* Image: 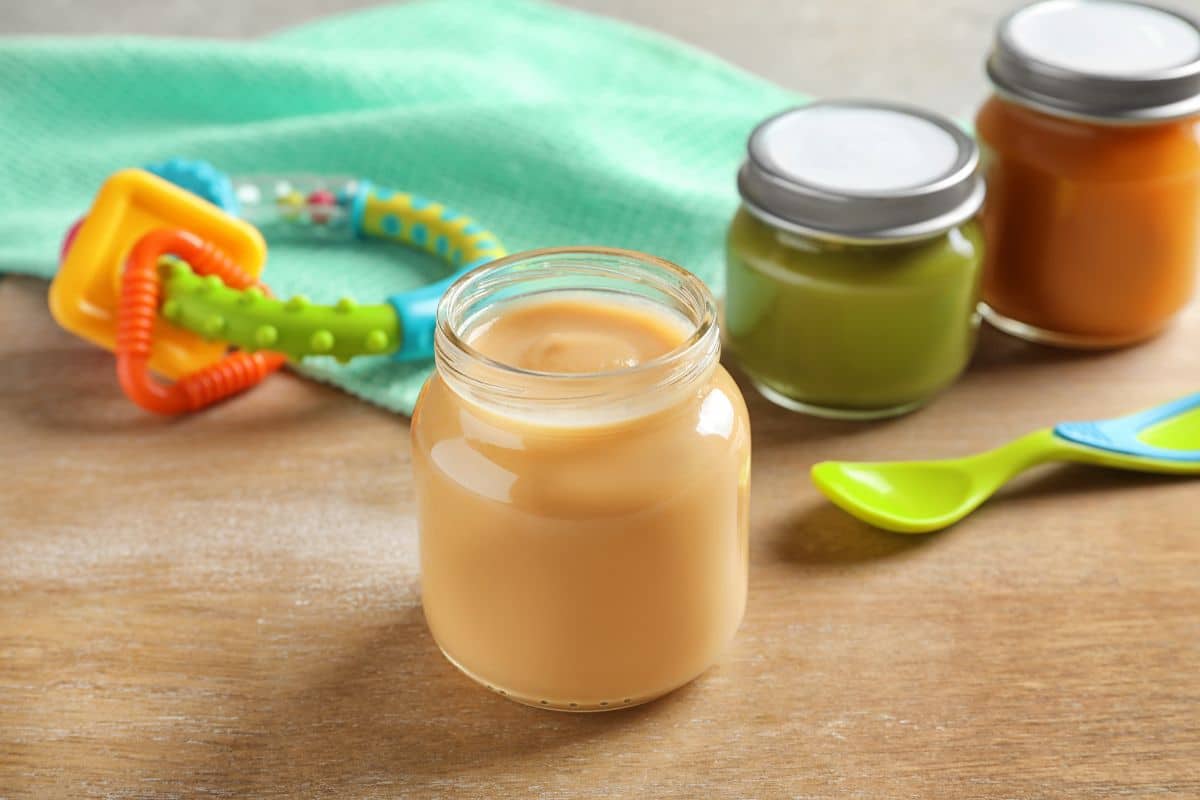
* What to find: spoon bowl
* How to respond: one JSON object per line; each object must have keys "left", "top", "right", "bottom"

{"left": 811, "top": 460, "right": 981, "bottom": 534}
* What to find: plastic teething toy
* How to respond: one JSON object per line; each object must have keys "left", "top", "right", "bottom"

{"left": 812, "top": 393, "right": 1200, "bottom": 533}
{"left": 143, "top": 159, "right": 508, "bottom": 363}
{"left": 50, "top": 168, "right": 268, "bottom": 378}
{"left": 50, "top": 160, "right": 507, "bottom": 414}
{"left": 117, "top": 229, "right": 286, "bottom": 414}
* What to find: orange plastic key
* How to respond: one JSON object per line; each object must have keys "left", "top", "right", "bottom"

{"left": 116, "top": 229, "right": 286, "bottom": 415}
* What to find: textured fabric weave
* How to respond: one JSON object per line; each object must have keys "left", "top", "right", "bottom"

{"left": 0, "top": 0, "right": 797, "bottom": 413}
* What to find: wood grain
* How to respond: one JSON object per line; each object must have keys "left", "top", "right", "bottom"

{"left": 2, "top": 272, "right": 1198, "bottom": 799}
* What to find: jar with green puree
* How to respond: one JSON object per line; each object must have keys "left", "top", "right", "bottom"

{"left": 725, "top": 100, "right": 986, "bottom": 419}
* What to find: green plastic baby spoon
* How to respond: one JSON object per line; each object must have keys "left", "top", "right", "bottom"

{"left": 811, "top": 393, "right": 1200, "bottom": 534}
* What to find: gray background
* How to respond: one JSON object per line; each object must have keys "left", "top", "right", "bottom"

{"left": 7, "top": 0, "right": 1197, "bottom": 120}
{"left": 0, "top": 0, "right": 1018, "bottom": 122}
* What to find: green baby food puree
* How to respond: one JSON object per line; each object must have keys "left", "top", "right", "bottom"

{"left": 725, "top": 208, "right": 983, "bottom": 417}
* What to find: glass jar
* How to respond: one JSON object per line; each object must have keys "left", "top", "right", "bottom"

{"left": 411, "top": 247, "right": 751, "bottom": 711}
{"left": 727, "top": 210, "right": 983, "bottom": 417}
{"left": 977, "top": 0, "right": 1200, "bottom": 348}
{"left": 725, "top": 101, "right": 986, "bottom": 419}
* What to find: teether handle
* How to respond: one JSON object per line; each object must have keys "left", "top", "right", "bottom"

{"left": 116, "top": 229, "right": 286, "bottom": 415}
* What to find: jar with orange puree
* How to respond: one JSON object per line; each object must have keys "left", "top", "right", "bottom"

{"left": 978, "top": 0, "right": 1200, "bottom": 348}
{"left": 411, "top": 248, "right": 750, "bottom": 711}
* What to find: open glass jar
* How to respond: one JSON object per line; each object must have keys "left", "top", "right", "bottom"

{"left": 977, "top": 0, "right": 1200, "bottom": 348}
{"left": 725, "top": 101, "right": 986, "bottom": 419}
{"left": 411, "top": 247, "right": 751, "bottom": 711}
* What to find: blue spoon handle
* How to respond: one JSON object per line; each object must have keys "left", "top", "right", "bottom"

{"left": 1054, "top": 392, "right": 1200, "bottom": 464}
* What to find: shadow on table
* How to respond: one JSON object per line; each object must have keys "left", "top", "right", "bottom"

{"left": 771, "top": 502, "right": 943, "bottom": 566}
{"left": 994, "top": 461, "right": 1191, "bottom": 503}
{"left": 968, "top": 322, "right": 1132, "bottom": 373}
{"left": 724, "top": 359, "right": 915, "bottom": 451}
{"left": 0, "top": 345, "right": 384, "bottom": 436}
{"left": 246, "top": 605, "right": 683, "bottom": 794}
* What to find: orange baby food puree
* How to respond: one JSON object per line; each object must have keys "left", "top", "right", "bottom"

{"left": 411, "top": 251, "right": 750, "bottom": 711}
{"left": 469, "top": 298, "right": 682, "bottom": 373}
{"left": 977, "top": 98, "right": 1200, "bottom": 345}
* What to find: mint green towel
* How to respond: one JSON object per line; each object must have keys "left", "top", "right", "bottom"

{"left": 0, "top": 0, "right": 796, "bottom": 414}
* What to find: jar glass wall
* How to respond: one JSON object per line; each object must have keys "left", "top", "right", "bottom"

{"left": 725, "top": 208, "right": 984, "bottom": 419}
{"left": 977, "top": 0, "right": 1200, "bottom": 347}
{"left": 726, "top": 100, "right": 986, "bottom": 418}
{"left": 976, "top": 97, "right": 1200, "bottom": 347}
{"left": 411, "top": 248, "right": 751, "bottom": 711}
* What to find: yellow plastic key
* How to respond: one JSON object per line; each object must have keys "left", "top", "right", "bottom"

{"left": 49, "top": 169, "right": 266, "bottom": 378}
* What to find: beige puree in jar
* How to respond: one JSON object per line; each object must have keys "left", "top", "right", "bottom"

{"left": 411, "top": 249, "right": 750, "bottom": 711}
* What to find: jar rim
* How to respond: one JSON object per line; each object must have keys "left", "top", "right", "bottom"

{"left": 437, "top": 246, "right": 716, "bottom": 378}
{"left": 433, "top": 247, "right": 721, "bottom": 418}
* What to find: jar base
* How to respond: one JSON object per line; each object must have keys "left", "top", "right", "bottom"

{"left": 750, "top": 378, "right": 930, "bottom": 420}
{"left": 980, "top": 304, "right": 1166, "bottom": 350}
{"left": 437, "top": 644, "right": 676, "bottom": 713}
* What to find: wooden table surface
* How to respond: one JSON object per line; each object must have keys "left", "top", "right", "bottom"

{"left": 3, "top": 1, "right": 1200, "bottom": 796}
{"left": 3, "top": 265, "right": 1200, "bottom": 799}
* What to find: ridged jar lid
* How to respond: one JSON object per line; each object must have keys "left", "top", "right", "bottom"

{"left": 988, "top": 0, "right": 1200, "bottom": 122}
{"left": 737, "top": 101, "right": 984, "bottom": 242}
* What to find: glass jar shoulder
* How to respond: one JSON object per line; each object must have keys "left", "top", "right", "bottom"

{"left": 411, "top": 368, "right": 750, "bottom": 515}
{"left": 727, "top": 206, "right": 983, "bottom": 285}
{"left": 976, "top": 96, "right": 1200, "bottom": 180}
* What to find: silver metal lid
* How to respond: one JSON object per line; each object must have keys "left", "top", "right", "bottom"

{"left": 988, "top": 0, "right": 1200, "bottom": 122}
{"left": 737, "top": 101, "right": 984, "bottom": 243}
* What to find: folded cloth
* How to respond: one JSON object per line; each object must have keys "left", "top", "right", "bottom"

{"left": 0, "top": 0, "right": 797, "bottom": 413}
